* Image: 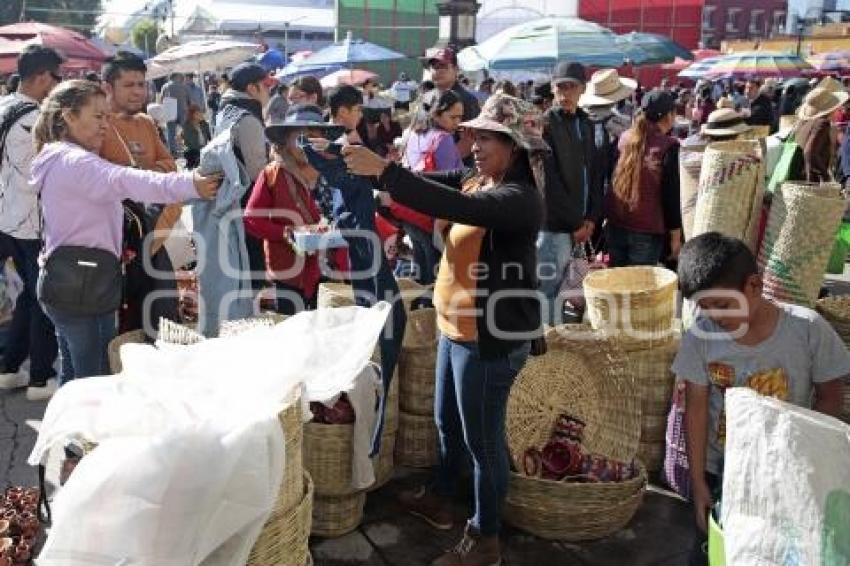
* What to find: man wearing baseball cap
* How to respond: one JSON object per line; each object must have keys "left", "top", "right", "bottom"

{"left": 538, "top": 61, "right": 603, "bottom": 325}
{"left": 420, "top": 47, "right": 481, "bottom": 161}
{"left": 215, "top": 61, "right": 277, "bottom": 288}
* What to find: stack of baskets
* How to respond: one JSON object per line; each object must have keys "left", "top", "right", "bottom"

{"left": 583, "top": 267, "right": 681, "bottom": 473}
{"left": 815, "top": 296, "right": 850, "bottom": 423}
{"left": 503, "top": 327, "right": 646, "bottom": 540}
{"left": 247, "top": 388, "right": 312, "bottom": 566}
{"left": 396, "top": 308, "right": 439, "bottom": 468}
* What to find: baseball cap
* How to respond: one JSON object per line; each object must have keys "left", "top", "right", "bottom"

{"left": 551, "top": 61, "right": 586, "bottom": 85}
{"left": 641, "top": 89, "right": 676, "bottom": 121}
{"left": 230, "top": 62, "right": 276, "bottom": 91}
{"left": 421, "top": 47, "right": 457, "bottom": 67}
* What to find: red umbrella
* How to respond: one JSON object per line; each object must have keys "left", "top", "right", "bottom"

{"left": 320, "top": 68, "right": 378, "bottom": 88}
{"left": 0, "top": 23, "right": 108, "bottom": 75}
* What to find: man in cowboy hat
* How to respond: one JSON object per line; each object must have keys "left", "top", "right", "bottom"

{"left": 539, "top": 61, "right": 603, "bottom": 325}
{"left": 744, "top": 78, "right": 775, "bottom": 132}
{"left": 794, "top": 86, "right": 849, "bottom": 182}
{"left": 683, "top": 107, "right": 753, "bottom": 149}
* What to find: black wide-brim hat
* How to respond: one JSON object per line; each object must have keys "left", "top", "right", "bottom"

{"left": 265, "top": 104, "right": 345, "bottom": 144}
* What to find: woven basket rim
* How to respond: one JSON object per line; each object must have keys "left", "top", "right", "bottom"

{"left": 584, "top": 266, "right": 678, "bottom": 295}
{"left": 507, "top": 460, "right": 648, "bottom": 491}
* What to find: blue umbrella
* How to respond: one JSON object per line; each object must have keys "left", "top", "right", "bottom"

{"left": 257, "top": 48, "right": 286, "bottom": 72}
{"left": 276, "top": 63, "right": 345, "bottom": 81}
{"left": 678, "top": 56, "right": 723, "bottom": 80}
{"left": 616, "top": 32, "right": 693, "bottom": 66}
{"left": 287, "top": 31, "right": 404, "bottom": 70}
{"left": 458, "top": 17, "right": 628, "bottom": 71}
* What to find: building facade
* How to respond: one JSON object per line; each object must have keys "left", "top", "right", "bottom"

{"left": 700, "top": 0, "right": 788, "bottom": 48}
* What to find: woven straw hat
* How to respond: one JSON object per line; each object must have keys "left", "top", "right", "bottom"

{"left": 701, "top": 108, "right": 752, "bottom": 137}
{"left": 797, "top": 87, "right": 850, "bottom": 121}
{"left": 818, "top": 76, "right": 846, "bottom": 94}
{"left": 461, "top": 93, "right": 549, "bottom": 153}
{"left": 716, "top": 96, "right": 735, "bottom": 110}
{"left": 579, "top": 69, "right": 637, "bottom": 107}
{"left": 777, "top": 114, "right": 799, "bottom": 136}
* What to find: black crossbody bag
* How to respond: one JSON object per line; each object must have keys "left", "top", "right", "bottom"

{"left": 37, "top": 246, "right": 123, "bottom": 315}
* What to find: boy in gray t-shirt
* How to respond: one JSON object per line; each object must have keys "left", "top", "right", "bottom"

{"left": 672, "top": 233, "right": 849, "bottom": 545}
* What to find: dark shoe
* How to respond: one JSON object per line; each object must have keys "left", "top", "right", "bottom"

{"left": 398, "top": 486, "right": 453, "bottom": 530}
{"left": 432, "top": 523, "right": 501, "bottom": 566}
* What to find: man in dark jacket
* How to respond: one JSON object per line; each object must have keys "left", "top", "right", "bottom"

{"left": 539, "top": 61, "right": 603, "bottom": 325}
{"left": 419, "top": 47, "right": 480, "bottom": 161}
{"left": 745, "top": 78, "right": 775, "bottom": 132}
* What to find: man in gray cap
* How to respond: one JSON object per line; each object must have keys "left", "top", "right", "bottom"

{"left": 539, "top": 61, "right": 603, "bottom": 325}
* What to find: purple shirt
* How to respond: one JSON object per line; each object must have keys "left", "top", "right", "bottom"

{"left": 31, "top": 141, "right": 198, "bottom": 259}
{"left": 405, "top": 129, "right": 462, "bottom": 172}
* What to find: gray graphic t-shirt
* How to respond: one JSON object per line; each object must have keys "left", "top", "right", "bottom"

{"left": 672, "top": 302, "right": 850, "bottom": 474}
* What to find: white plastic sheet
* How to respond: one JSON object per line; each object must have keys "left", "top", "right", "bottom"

{"left": 722, "top": 389, "right": 850, "bottom": 566}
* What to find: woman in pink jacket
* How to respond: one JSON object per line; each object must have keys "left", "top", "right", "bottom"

{"left": 31, "top": 80, "right": 220, "bottom": 383}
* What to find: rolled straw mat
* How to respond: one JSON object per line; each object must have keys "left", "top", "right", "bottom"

{"left": 680, "top": 146, "right": 705, "bottom": 241}
{"left": 759, "top": 182, "right": 845, "bottom": 307}
{"left": 692, "top": 140, "right": 765, "bottom": 251}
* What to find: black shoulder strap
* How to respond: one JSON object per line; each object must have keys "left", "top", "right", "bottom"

{"left": 0, "top": 101, "right": 38, "bottom": 160}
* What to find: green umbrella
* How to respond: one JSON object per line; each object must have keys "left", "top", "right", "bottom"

{"left": 616, "top": 32, "right": 694, "bottom": 66}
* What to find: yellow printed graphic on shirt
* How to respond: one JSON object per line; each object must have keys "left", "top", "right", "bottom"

{"left": 708, "top": 362, "right": 736, "bottom": 388}
{"left": 716, "top": 368, "right": 790, "bottom": 447}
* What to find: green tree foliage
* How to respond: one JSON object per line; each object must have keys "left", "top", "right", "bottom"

{"left": 0, "top": 0, "right": 103, "bottom": 37}
{"left": 131, "top": 18, "right": 159, "bottom": 55}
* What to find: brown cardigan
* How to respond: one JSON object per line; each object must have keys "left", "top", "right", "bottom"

{"left": 795, "top": 117, "right": 835, "bottom": 183}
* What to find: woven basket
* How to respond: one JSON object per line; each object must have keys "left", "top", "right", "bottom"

{"left": 219, "top": 314, "right": 287, "bottom": 338}
{"left": 396, "top": 411, "right": 439, "bottom": 468}
{"left": 157, "top": 317, "right": 205, "bottom": 345}
{"left": 626, "top": 336, "right": 680, "bottom": 418}
{"left": 815, "top": 296, "right": 850, "bottom": 422}
{"left": 318, "top": 279, "right": 430, "bottom": 312}
{"left": 303, "top": 422, "right": 356, "bottom": 496}
{"left": 385, "top": 372, "right": 400, "bottom": 434}
{"left": 583, "top": 267, "right": 678, "bottom": 346}
{"left": 247, "top": 472, "right": 313, "bottom": 566}
{"left": 311, "top": 491, "right": 366, "bottom": 538}
{"left": 398, "top": 356, "right": 435, "bottom": 416}
{"left": 759, "top": 182, "right": 845, "bottom": 307}
{"left": 402, "top": 308, "right": 438, "bottom": 350}
{"left": 277, "top": 393, "right": 306, "bottom": 511}
{"left": 370, "top": 430, "right": 396, "bottom": 491}
{"left": 637, "top": 441, "right": 665, "bottom": 473}
{"left": 503, "top": 463, "right": 647, "bottom": 541}
{"left": 680, "top": 146, "right": 705, "bottom": 241}
{"left": 692, "top": 140, "right": 765, "bottom": 251}
{"left": 107, "top": 330, "right": 147, "bottom": 374}
{"left": 641, "top": 414, "right": 668, "bottom": 443}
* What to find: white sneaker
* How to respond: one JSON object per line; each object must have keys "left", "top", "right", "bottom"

{"left": 0, "top": 370, "right": 28, "bottom": 389}
{"left": 26, "top": 378, "right": 58, "bottom": 401}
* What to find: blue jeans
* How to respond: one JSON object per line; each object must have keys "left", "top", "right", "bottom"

{"left": 434, "top": 335, "right": 531, "bottom": 536}
{"left": 536, "top": 231, "right": 572, "bottom": 326}
{"left": 42, "top": 305, "right": 116, "bottom": 385}
{"left": 166, "top": 121, "right": 179, "bottom": 156}
{"left": 0, "top": 234, "right": 57, "bottom": 384}
{"left": 402, "top": 222, "right": 440, "bottom": 286}
{"left": 607, "top": 224, "right": 664, "bottom": 267}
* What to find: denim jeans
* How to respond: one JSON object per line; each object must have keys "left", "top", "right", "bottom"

{"left": 42, "top": 305, "right": 116, "bottom": 385}
{"left": 434, "top": 335, "right": 531, "bottom": 536}
{"left": 536, "top": 231, "right": 572, "bottom": 326}
{"left": 402, "top": 222, "right": 440, "bottom": 286}
{"left": 166, "top": 121, "right": 179, "bottom": 156}
{"left": 607, "top": 224, "right": 664, "bottom": 267}
{"left": 0, "top": 234, "right": 57, "bottom": 384}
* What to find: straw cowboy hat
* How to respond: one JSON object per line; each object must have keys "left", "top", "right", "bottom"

{"left": 777, "top": 115, "right": 799, "bottom": 136}
{"left": 796, "top": 87, "right": 850, "bottom": 121}
{"left": 701, "top": 108, "right": 752, "bottom": 137}
{"left": 716, "top": 96, "right": 735, "bottom": 110}
{"left": 817, "top": 76, "right": 846, "bottom": 94}
{"left": 579, "top": 69, "right": 637, "bottom": 107}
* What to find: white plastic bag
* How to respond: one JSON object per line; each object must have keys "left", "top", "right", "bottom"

{"left": 722, "top": 389, "right": 850, "bottom": 566}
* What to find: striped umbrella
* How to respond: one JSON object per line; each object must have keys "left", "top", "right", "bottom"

{"left": 457, "top": 16, "right": 628, "bottom": 71}
{"left": 807, "top": 50, "right": 850, "bottom": 74}
{"left": 616, "top": 32, "right": 693, "bottom": 66}
{"left": 663, "top": 48, "right": 721, "bottom": 71}
{"left": 704, "top": 51, "right": 814, "bottom": 80}
{"left": 678, "top": 56, "right": 724, "bottom": 80}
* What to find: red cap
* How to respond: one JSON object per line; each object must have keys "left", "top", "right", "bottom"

{"left": 421, "top": 47, "right": 457, "bottom": 66}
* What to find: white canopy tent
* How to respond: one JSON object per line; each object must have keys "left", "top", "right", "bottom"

{"left": 146, "top": 39, "right": 259, "bottom": 80}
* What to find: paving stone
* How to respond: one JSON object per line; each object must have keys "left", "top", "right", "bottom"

{"left": 311, "top": 530, "right": 387, "bottom": 565}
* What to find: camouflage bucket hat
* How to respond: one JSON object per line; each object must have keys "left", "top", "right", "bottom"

{"left": 460, "top": 94, "right": 550, "bottom": 153}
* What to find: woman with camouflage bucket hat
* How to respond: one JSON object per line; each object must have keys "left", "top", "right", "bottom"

{"left": 344, "top": 94, "right": 547, "bottom": 566}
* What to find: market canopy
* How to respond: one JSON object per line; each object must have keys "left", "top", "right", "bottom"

{"left": 616, "top": 32, "right": 692, "bottom": 66}
{"left": 677, "top": 56, "right": 723, "bottom": 80}
{"left": 662, "top": 48, "right": 721, "bottom": 71}
{"left": 320, "top": 68, "right": 377, "bottom": 88}
{"left": 807, "top": 50, "right": 850, "bottom": 74}
{"left": 0, "top": 22, "right": 109, "bottom": 74}
{"left": 146, "top": 40, "right": 259, "bottom": 80}
{"left": 704, "top": 51, "right": 814, "bottom": 80}
{"left": 286, "top": 31, "right": 404, "bottom": 70}
{"left": 457, "top": 17, "right": 627, "bottom": 71}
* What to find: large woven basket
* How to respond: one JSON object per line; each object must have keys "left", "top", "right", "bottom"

{"left": 276, "top": 392, "right": 306, "bottom": 511}
{"left": 399, "top": 308, "right": 438, "bottom": 415}
{"left": 219, "top": 314, "right": 287, "bottom": 338}
{"left": 815, "top": 296, "right": 850, "bottom": 422}
{"left": 370, "top": 429, "right": 396, "bottom": 491}
{"left": 107, "top": 329, "right": 147, "bottom": 374}
{"left": 157, "top": 317, "right": 205, "bottom": 345}
{"left": 583, "top": 267, "right": 678, "bottom": 345}
{"left": 636, "top": 442, "right": 665, "bottom": 474}
{"left": 396, "top": 411, "right": 439, "bottom": 468}
{"left": 247, "top": 472, "right": 313, "bottom": 566}
{"left": 303, "top": 422, "right": 355, "bottom": 496}
{"left": 691, "top": 140, "right": 765, "bottom": 251}
{"left": 311, "top": 491, "right": 366, "bottom": 538}
{"left": 503, "top": 463, "right": 647, "bottom": 541}
{"left": 759, "top": 182, "right": 845, "bottom": 307}
{"left": 680, "top": 146, "right": 705, "bottom": 241}
{"left": 384, "top": 372, "right": 400, "bottom": 434}
{"left": 317, "top": 279, "right": 429, "bottom": 312}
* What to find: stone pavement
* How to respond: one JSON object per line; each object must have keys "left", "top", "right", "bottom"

{"left": 1, "top": 386, "right": 695, "bottom": 566}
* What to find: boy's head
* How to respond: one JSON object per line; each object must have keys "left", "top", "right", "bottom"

{"left": 678, "top": 232, "right": 763, "bottom": 331}
{"left": 328, "top": 85, "right": 363, "bottom": 130}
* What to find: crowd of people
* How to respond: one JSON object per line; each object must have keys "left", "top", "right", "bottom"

{"left": 0, "top": 42, "right": 848, "bottom": 566}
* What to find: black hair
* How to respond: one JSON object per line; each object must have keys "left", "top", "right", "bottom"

{"left": 17, "top": 45, "right": 63, "bottom": 81}
{"left": 420, "top": 80, "right": 435, "bottom": 92}
{"left": 101, "top": 51, "right": 147, "bottom": 84}
{"left": 431, "top": 90, "right": 462, "bottom": 117}
{"left": 291, "top": 75, "right": 325, "bottom": 107}
{"left": 328, "top": 85, "right": 363, "bottom": 117}
{"left": 677, "top": 232, "right": 759, "bottom": 299}
{"left": 6, "top": 74, "right": 20, "bottom": 93}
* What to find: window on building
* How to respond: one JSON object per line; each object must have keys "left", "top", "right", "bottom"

{"left": 703, "top": 6, "right": 716, "bottom": 30}
{"left": 774, "top": 10, "right": 786, "bottom": 32}
{"left": 750, "top": 9, "right": 765, "bottom": 34}
{"left": 726, "top": 8, "right": 742, "bottom": 32}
